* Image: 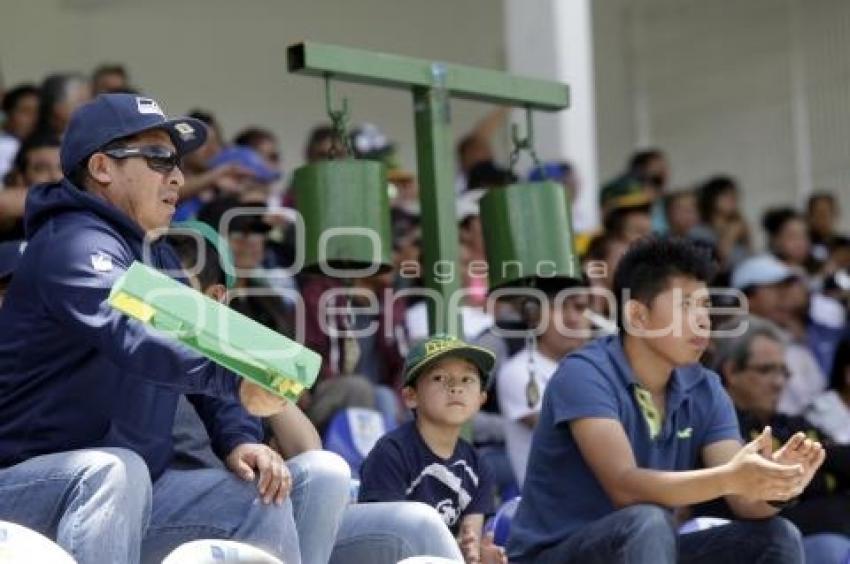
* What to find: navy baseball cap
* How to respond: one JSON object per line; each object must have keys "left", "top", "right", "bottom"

{"left": 60, "top": 93, "right": 208, "bottom": 177}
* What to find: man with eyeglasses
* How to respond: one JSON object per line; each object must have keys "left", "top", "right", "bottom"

{"left": 705, "top": 315, "right": 850, "bottom": 563}
{"left": 0, "top": 94, "right": 300, "bottom": 564}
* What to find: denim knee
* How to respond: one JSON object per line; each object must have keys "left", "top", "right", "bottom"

{"left": 759, "top": 517, "right": 804, "bottom": 561}
{"left": 289, "top": 450, "right": 351, "bottom": 494}
{"left": 395, "top": 502, "right": 456, "bottom": 551}
{"left": 293, "top": 450, "right": 351, "bottom": 483}
{"left": 79, "top": 447, "right": 151, "bottom": 504}
{"left": 618, "top": 504, "right": 677, "bottom": 542}
{"left": 620, "top": 503, "right": 676, "bottom": 534}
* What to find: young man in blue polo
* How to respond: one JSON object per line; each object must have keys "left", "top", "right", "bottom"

{"left": 507, "top": 237, "right": 825, "bottom": 564}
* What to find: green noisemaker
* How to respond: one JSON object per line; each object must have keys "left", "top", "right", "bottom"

{"left": 108, "top": 261, "right": 321, "bottom": 401}
{"left": 295, "top": 158, "right": 392, "bottom": 274}
{"left": 294, "top": 77, "right": 392, "bottom": 276}
{"left": 479, "top": 111, "right": 581, "bottom": 291}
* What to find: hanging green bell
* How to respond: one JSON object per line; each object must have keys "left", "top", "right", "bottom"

{"left": 294, "top": 158, "right": 393, "bottom": 275}
{"left": 479, "top": 179, "right": 582, "bottom": 291}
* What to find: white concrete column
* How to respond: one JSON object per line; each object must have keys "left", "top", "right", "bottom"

{"left": 503, "top": 0, "right": 600, "bottom": 232}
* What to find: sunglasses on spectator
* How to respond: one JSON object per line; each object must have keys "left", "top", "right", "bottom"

{"left": 101, "top": 145, "right": 181, "bottom": 174}
{"left": 745, "top": 363, "right": 791, "bottom": 379}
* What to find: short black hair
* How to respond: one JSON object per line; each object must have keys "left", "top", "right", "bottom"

{"left": 583, "top": 232, "right": 616, "bottom": 262}
{"left": 2, "top": 83, "right": 39, "bottom": 115}
{"left": 13, "top": 132, "right": 61, "bottom": 174}
{"left": 829, "top": 339, "right": 850, "bottom": 393}
{"left": 628, "top": 148, "right": 664, "bottom": 173}
{"left": 234, "top": 127, "right": 276, "bottom": 149}
{"left": 697, "top": 175, "right": 738, "bottom": 223}
{"left": 92, "top": 63, "right": 127, "bottom": 81}
{"left": 807, "top": 192, "right": 836, "bottom": 214}
{"left": 466, "top": 160, "right": 516, "bottom": 190}
{"left": 612, "top": 237, "right": 715, "bottom": 330}
{"left": 187, "top": 108, "right": 223, "bottom": 141}
{"left": 166, "top": 232, "right": 226, "bottom": 291}
{"left": 603, "top": 204, "right": 652, "bottom": 238}
{"left": 761, "top": 207, "right": 802, "bottom": 239}
{"left": 305, "top": 124, "right": 344, "bottom": 161}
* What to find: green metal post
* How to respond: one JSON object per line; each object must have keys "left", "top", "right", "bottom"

{"left": 413, "top": 74, "right": 462, "bottom": 335}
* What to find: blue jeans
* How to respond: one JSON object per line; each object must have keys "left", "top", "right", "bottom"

{"left": 331, "top": 502, "right": 463, "bottom": 563}
{"left": 527, "top": 504, "right": 804, "bottom": 564}
{"left": 803, "top": 533, "right": 850, "bottom": 564}
{"left": 285, "top": 449, "right": 462, "bottom": 564}
{"left": 0, "top": 448, "right": 300, "bottom": 564}
{"left": 287, "top": 450, "right": 352, "bottom": 564}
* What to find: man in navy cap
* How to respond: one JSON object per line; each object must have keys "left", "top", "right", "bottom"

{"left": 0, "top": 94, "right": 300, "bottom": 564}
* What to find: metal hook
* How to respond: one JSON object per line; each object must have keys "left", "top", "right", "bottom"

{"left": 324, "top": 75, "right": 353, "bottom": 158}
{"left": 509, "top": 106, "right": 541, "bottom": 172}
{"left": 324, "top": 75, "right": 349, "bottom": 122}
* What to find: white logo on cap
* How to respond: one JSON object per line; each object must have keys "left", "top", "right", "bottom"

{"left": 173, "top": 122, "right": 196, "bottom": 141}
{"left": 136, "top": 97, "right": 164, "bottom": 116}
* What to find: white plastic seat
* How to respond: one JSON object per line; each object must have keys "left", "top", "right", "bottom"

{"left": 161, "top": 539, "right": 284, "bottom": 564}
{"left": 0, "top": 521, "right": 76, "bottom": 564}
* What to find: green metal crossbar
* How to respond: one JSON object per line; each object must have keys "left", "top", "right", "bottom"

{"left": 288, "top": 42, "right": 569, "bottom": 110}
{"left": 287, "top": 41, "right": 570, "bottom": 336}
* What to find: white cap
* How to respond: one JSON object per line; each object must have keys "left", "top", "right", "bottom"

{"left": 731, "top": 254, "right": 796, "bottom": 290}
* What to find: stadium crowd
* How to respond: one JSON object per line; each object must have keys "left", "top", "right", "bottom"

{"left": 0, "top": 64, "right": 849, "bottom": 564}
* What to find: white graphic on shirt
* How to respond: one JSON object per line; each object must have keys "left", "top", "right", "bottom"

{"left": 405, "top": 461, "right": 478, "bottom": 527}
{"left": 435, "top": 498, "right": 460, "bottom": 526}
{"left": 90, "top": 251, "right": 113, "bottom": 272}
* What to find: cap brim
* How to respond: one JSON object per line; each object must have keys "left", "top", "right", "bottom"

{"left": 605, "top": 192, "right": 653, "bottom": 211}
{"left": 405, "top": 343, "right": 496, "bottom": 386}
{"left": 138, "top": 116, "right": 208, "bottom": 158}
{"left": 735, "top": 271, "right": 796, "bottom": 290}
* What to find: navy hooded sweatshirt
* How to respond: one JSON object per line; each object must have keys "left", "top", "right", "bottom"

{"left": 0, "top": 179, "right": 262, "bottom": 479}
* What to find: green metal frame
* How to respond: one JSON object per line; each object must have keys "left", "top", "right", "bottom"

{"left": 287, "top": 41, "right": 569, "bottom": 335}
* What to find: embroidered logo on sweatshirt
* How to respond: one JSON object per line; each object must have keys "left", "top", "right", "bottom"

{"left": 90, "top": 251, "right": 113, "bottom": 272}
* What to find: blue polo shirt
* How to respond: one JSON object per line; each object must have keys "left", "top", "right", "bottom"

{"left": 507, "top": 335, "right": 741, "bottom": 560}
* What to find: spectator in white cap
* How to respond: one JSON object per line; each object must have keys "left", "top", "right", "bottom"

{"left": 733, "top": 254, "right": 827, "bottom": 415}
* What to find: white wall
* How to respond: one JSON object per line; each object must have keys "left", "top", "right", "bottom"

{"left": 0, "top": 0, "right": 507, "bottom": 173}
{"left": 503, "top": 0, "right": 600, "bottom": 232}
{"left": 593, "top": 0, "right": 850, "bottom": 236}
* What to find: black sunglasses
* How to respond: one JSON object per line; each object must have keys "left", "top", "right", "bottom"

{"left": 101, "top": 145, "right": 181, "bottom": 174}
